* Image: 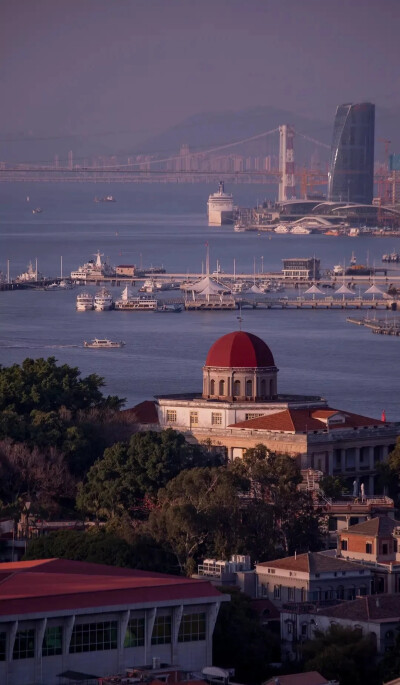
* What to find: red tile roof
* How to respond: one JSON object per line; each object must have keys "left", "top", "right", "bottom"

{"left": 257, "top": 552, "right": 366, "bottom": 574}
{"left": 342, "top": 515, "right": 400, "bottom": 537}
{"left": 122, "top": 400, "right": 159, "bottom": 425}
{"left": 320, "top": 594, "right": 400, "bottom": 622}
{"left": 229, "top": 407, "right": 384, "bottom": 432}
{"left": 205, "top": 331, "right": 275, "bottom": 368}
{"left": 0, "top": 559, "right": 222, "bottom": 617}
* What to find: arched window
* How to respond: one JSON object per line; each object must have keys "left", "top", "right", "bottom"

{"left": 269, "top": 379, "right": 274, "bottom": 397}
{"left": 336, "top": 585, "right": 344, "bottom": 600}
{"left": 260, "top": 379, "right": 266, "bottom": 397}
{"left": 246, "top": 379, "right": 252, "bottom": 396}
{"left": 233, "top": 380, "right": 241, "bottom": 396}
{"left": 219, "top": 380, "right": 225, "bottom": 396}
{"left": 210, "top": 379, "right": 215, "bottom": 395}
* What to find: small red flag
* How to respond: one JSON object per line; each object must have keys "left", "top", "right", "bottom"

{"left": 381, "top": 410, "right": 386, "bottom": 422}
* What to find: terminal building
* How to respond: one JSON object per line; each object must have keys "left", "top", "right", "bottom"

{"left": 0, "top": 558, "right": 226, "bottom": 685}
{"left": 132, "top": 331, "right": 400, "bottom": 495}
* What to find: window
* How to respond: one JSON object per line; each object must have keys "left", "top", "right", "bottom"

{"left": 211, "top": 412, "right": 222, "bottom": 426}
{"left": 0, "top": 633, "right": 6, "bottom": 662}
{"left": 178, "top": 613, "right": 206, "bottom": 642}
{"left": 13, "top": 629, "right": 35, "bottom": 660}
{"left": 301, "top": 623, "right": 308, "bottom": 637}
{"left": 245, "top": 413, "right": 263, "bottom": 421}
{"left": 273, "top": 585, "right": 281, "bottom": 599}
{"left": 287, "top": 622, "right": 293, "bottom": 634}
{"left": 219, "top": 380, "right": 225, "bottom": 395}
{"left": 166, "top": 410, "right": 177, "bottom": 423}
{"left": 151, "top": 616, "right": 171, "bottom": 645}
{"left": 233, "top": 380, "right": 241, "bottom": 396}
{"left": 124, "top": 617, "right": 145, "bottom": 648}
{"left": 190, "top": 411, "right": 198, "bottom": 426}
{"left": 69, "top": 622, "right": 118, "bottom": 653}
{"left": 341, "top": 539, "right": 348, "bottom": 551}
{"left": 246, "top": 380, "right": 253, "bottom": 396}
{"left": 288, "top": 587, "right": 295, "bottom": 601}
{"left": 382, "top": 543, "right": 389, "bottom": 555}
{"left": 210, "top": 379, "right": 215, "bottom": 395}
{"left": 366, "top": 543, "right": 372, "bottom": 554}
{"left": 260, "top": 379, "right": 266, "bottom": 396}
{"left": 42, "top": 626, "right": 63, "bottom": 656}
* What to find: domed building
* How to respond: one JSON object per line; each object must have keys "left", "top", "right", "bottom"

{"left": 131, "top": 330, "right": 398, "bottom": 495}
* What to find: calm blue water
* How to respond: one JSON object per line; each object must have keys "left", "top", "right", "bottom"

{"left": 1, "top": 183, "right": 400, "bottom": 420}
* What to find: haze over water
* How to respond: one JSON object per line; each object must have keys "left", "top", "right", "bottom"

{"left": 1, "top": 182, "right": 400, "bottom": 420}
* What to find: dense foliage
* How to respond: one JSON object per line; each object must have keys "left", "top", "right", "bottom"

{"left": 301, "top": 625, "right": 378, "bottom": 685}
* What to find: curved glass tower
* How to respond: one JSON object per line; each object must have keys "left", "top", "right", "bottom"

{"left": 328, "top": 103, "right": 375, "bottom": 204}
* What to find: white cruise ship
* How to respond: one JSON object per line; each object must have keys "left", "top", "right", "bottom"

{"left": 76, "top": 292, "right": 94, "bottom": 311}
{"left": 207, "top": 181, "right": 234, "bottom": 226}
{"left": 114, "top": 286, "right": 157, "bottom": 311}
{"left": 71, "top": 251, "right": 115, "bottom": 281}
{"left": 94, "top": 288, "right": 113, "bottom": 311}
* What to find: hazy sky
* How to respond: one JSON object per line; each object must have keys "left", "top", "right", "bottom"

{"left": 2, "top": 0, "right": 400, "bottom": 151}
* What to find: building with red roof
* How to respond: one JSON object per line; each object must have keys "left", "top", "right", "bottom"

{"left": 0, "top": 558, "right": 227, "bottom": 685}
{"left": 136, "top": 331, "right": 399, "bottom": 495}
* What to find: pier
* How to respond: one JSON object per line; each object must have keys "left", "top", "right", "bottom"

{"left": 347, "top": 316, "right": 400, "bottom": 335}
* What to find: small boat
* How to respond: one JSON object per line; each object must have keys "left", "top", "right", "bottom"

{"left": 325, "top": 229, "right": 340, "bottom": 236}
{"left": 76, "top": 292, "right": 94, "bottom": 311}
{"left": 84, "top": 338, "right": 125, "bottom": 348}
{"left": 32, "top": 208, "right": 43, "bottom": 214}
{"left": 94, "top": 195, "right": 116, "bottom": 203}
{"left": 155, "top": 303, "right": 182, "bottom": 313}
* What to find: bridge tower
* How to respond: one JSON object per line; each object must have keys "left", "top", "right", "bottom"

{"left": 278, "top": 125, "right": 296, "bottom": 201}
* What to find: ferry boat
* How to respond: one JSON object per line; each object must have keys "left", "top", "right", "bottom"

{"left": 207, "top": 181, "right": 234, "bottom": 226}
{"left": 382, "top": 252, "right": 400, "bottom": 263}
{"left": 76, "top": 292, "right": 94, "bottom": 311}
{"left": 349, "top": 228, "right": 360, "bottom": 237}
{"left": 333, "top": 264, "right": 344, "bottom": 276}
{"left": 115, "top": 286, "right": 157, "bottom": 311}
{"left": 94, "top": 288, "right": 113, "bottom": 311}
{"left": 84, "top": 338, "right": 124, "bottom": 348}
{"left": 16, "top": 261, "right": 43, "bottom": 282}
{"left": 274, "top": 224, "right": 290, "bottom": 233}
{"left": 71, "top": 251, "right": 115, "bottom": 281}
{"left": 139, "top": 279, "right": 156, "bottom": 293}
{"left": 32, "top": 208, "right": 43, "bottom": 214}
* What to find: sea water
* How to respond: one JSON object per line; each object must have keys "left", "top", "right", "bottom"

{"left": 1, "top": 182, "right": 399, "bottom": 419}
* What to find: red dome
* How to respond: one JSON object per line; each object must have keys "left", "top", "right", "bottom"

{"left": 205, "top": 331, "right": 275, "bottom": 368}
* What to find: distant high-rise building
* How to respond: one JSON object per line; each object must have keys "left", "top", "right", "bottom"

{"left": 328, "top": 102, "right": 375, "bottom": 204}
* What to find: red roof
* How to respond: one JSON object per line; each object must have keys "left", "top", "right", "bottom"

{"left": 230, "top": 407, "right": 385, "bottom": 432}
{"left": 205, "top": 331, "right": 275, "bottom": 368}
{"left": 0, "top": 559, "right": 223, "bottom": 617}
{"left": 123, "top": 400, "right": 159, "bottom": 425}
{"left": 264, "top": 673, "right": 329, "bottom": 685}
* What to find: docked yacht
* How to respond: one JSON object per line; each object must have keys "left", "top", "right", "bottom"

{"left": 71, "top": 251, "right": 115, "bottom": 281}
{"left": 291, "top": 226, "right": 312, "bottom": 234}
{"left": 84, "top": 338, "right": 124, "bottom": 348}
{"left": 114, "top": 286, "right": 157, "bottom": 311}
{"left": 207, "top": 181, "right": 234, "bottom": 226}
{"left": 274, "top": 224, "right": 290, "bottom": 233}
{"left": 94, "top": 288, "right": 114, "bottom": 311}
{"left": 76, "top": 292, "right": 94, "bottom": 311}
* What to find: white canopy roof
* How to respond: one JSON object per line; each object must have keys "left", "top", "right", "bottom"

{"left": 304, "top": 284, "right": 324, "bottom": 295}
{"left": 191, "top": 276, "right": 228, "bottom": 294}
{"left": 364, "top": 284, "right": 385, "bottom": 295}
{"left": 248, "top": 284, "right": 265, "bottom": 294}
{"left": 335, "top": 284, "right": 354, "bottom": 295}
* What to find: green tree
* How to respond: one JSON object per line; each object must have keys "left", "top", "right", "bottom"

{"left": 77, "top": 429, "right": 216, "bottom": 520}
{"left": 24, "top": 528, "right": 176, "bottom": 573}
{"left": 319, "top": 474, "right": 348, "bottom": 500}
{"left": 148, "top": 467, "right": 244, "bottom": 574}
{"left": 213, "top": 588, "right": 279, "bottom": 684}
{"left": 301, "top": 625, "right": 379, "bottom": 685}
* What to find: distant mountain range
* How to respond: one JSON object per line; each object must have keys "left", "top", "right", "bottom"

{"left": 2, "top": 105, "right": 399, "bottom": 164}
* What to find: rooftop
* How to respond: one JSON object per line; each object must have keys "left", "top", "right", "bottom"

{"left": 257, "top": 552, "right": 366, "bottom": 575}
{"left": 0, "top": 559, "right": 223, "bottom": 618}
{"left": 342, "top": 515, "right": 400, "bottom": 537}
{"left": 230, "top": 407, "right": 384, "bottom": 432}
{"left": 320, "top": 594, "right": 400, "bottom": 622}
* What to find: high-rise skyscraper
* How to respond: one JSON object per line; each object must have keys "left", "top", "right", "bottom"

{"left": 328, "top": 103, "right": 375, "bottom": 204}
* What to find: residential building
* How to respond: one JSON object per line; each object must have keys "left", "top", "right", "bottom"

{"left": 327, "top": 102, "right": 375, "bottom": 204}
{"left": 0, "top": 558, "right": 227, "bottom": 685}
{"left": 255, "top": 552, "right": 372, "bottom": 608}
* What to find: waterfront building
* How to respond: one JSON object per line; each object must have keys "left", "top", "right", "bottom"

{"left": 131, "top": 331, "right": 399, "bottom": 493}
{"left": 327, "top": 102, "right": 375, "bottom": 205}
{"left": 282, "top": 257, "right": 320, "bottom": 280}
{"left": 0, "top": 558, "right": 226, "bottom": 685}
